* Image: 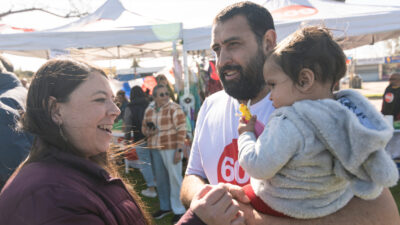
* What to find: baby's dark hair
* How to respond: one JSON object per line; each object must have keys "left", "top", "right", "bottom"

{"left": 269, "top": 26, "right": 346, "bottom": 90}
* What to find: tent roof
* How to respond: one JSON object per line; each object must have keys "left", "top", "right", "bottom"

{"left": 0, "top": 0, "right": 182, "bottom": 60}
{"left": 1, "top": 0, "right": 400, "bottom": 60}
{"left": 183, "top": 0, "right": 400, "bottom": 51}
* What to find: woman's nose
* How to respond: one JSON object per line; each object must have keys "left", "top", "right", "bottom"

{"left": 109, "top": 101, "right": 121, "bottom": 117}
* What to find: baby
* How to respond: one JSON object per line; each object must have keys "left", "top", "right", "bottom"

{"left": 237, "top": 26, "right": 398, "bottom": 219}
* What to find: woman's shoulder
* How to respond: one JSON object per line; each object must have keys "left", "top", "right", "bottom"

{"left": 3, "top": 162, "right": 70, "bottom": 192}
{"left": 0, "top": 163, "right": 102, "bottom": 224}
{"left": 2, "top": 161, "right": 96, "bottom": 199}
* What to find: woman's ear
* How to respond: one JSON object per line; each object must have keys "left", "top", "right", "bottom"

{"left": 48, "top": 96, "right": 62, "bottom": 125}
{"left": 262, "top": 29, "right": 277, "bottom": 55}
{"left": 297, "top": 68, "right": 315, "bottom": 91}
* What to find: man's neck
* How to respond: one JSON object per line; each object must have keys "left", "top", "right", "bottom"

{"left": 238, "top": 86, "right": 270, "bottom": 105}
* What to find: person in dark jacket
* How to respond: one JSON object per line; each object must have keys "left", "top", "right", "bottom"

{"left": 115, "top": 89, "right": 129, "bottom": 123}
{"left": 0, "top": 58, "right": 152, "bottom": 225}
{"left": 382, "top": 72, "right": 400, "bottom": 121}
{"left": 123, "top": 86, "right": 157, "bottom": 198}
{"left": 0, "top": 55, "right": 33, "bottom": 190}
{"left": 0, "top": 58, "right": 224, "bottom": 225}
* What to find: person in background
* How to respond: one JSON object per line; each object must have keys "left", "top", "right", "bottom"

{"left": 0, "top": 54, "right": 33, "bottom": 190}
{"left": 124, "top": 86, "right": 157, "bottom": 198}
{"left": 237, "top": 26, "right": 398, "bottom": 219}
{"left": 382, "top": 72, "right": 400, "bottom": 122}
{"left": 156, "top": 74, "right": 177, "bottom": 102}
{"left": 142, "top": 84, "right": 187, "bottom": 224}
{"left": 115, "top": 89, "right": 129, "bottom": 123}
{"left": 181, "top": 1, "right": 400, "bottom": 225}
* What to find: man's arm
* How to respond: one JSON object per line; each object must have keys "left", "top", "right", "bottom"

{"left": 239, "top": 188, "right": 399, "bottom": 225}
{"left": 180, "top": 174, "right": 208, "bottom": 209}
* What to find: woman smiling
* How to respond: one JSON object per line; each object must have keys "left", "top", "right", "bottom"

{"left": 0, "top": 59, "right": 151, "bottom": 225}
{"left": 0, "top": 58, "right": 243, "bottom": 225}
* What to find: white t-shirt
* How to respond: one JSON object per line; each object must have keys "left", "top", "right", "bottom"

{"left": 186, "top": 90, "right": 275, "bottom": 186}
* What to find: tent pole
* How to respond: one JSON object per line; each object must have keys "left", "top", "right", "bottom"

{"left": 181, "top": 38, "right": 194, "bottom": 119}
{"left": 183, "top": 47, "right": 190, "bottom": 97}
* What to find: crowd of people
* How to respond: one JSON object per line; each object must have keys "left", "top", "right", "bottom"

{"left": 0, "top": 1, "right": 399, "bottom": 225}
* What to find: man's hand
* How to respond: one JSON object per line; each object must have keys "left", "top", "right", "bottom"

{"left": 190, "top": 184, "right": 245, "bottom": 225}
{"left": 181, "top": 175, "right": 208, "bottom": 208}
{"left": 238, "top": 116, "right": 256, "bottom": 135}
{"left": 222, "top": 183, "right": 250, "bottom": 204}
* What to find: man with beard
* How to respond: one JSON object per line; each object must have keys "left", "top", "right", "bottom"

{"left": 180, "top": 2, "right": 400, "bottom": 225}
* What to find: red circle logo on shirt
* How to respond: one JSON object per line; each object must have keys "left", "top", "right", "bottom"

{"left": 217, "top": 139, "right": 250, "bottom": 186}
{"left": 385, "top": 92, "right": 394, "bottom": 103}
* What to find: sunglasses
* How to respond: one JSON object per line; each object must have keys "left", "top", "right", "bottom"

{"left": 158, "top": 92, "right": 170, "bottom": 97}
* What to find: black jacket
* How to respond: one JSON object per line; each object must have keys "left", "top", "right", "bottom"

{"left": 124, "top": 97, "right": 149, "bottom": 141}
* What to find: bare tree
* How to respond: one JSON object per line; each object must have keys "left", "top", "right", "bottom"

{"left": 0, "top": 0, "right": 99, "bottom": 20}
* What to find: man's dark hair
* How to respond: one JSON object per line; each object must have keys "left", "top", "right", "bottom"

{"left": 213, "top": 1, "right": 275, "bottom": 43}
{"left": 0, "top": 54, "right": 14, "bottom": 72}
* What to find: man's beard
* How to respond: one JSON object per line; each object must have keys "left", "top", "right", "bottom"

{"left": 218, "top": 48, "right": 266, "bottom": 100}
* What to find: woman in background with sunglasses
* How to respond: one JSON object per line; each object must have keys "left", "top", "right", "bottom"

{"left": 141, "top": 84, "right": 188, "bottom": 224}
{"left": 156, "top": 74, "right": 177, "bottom": 103}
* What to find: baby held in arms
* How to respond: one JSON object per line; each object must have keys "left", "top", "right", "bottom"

{"left": 237, "top": 26, "right": 399, "bottom": 219}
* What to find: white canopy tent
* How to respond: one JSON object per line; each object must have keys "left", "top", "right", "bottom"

{"left": 1, "top": 0, "right": 400, "bottom": 113}
{"left": 1, "top": 0, "right": 400, "bottom": 62}
{"left": 0, "top": 0, "right": 182, "bottom": 61}
{"left": 183, "top": 0, "right": 400, "bottom": 52}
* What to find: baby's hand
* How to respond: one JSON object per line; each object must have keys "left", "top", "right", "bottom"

{"left": 238, "top": 115, "right": 256, "bottom": 135}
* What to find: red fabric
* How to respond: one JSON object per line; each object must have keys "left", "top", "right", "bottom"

{"left": 242, "top": 184, "right": 288, "bottom": 217}
{"left": 209, "top": 61, "right": 219, "bottom": 81}
{"left": 125, "top": 148, "right": 138, "bottom": 160}
{"left": 117, "top": 137, "right": 138, "bottom": 160}
{"left": 141, "top": 76, "right": 157, "bottom": 95}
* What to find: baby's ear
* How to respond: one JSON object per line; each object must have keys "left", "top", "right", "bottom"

{"left": 297, "top": 68, "right": 315, "bottom": 91}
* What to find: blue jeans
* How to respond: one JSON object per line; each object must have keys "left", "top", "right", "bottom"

{"left": 150, "top": 149, "right": 170, "bottom": 211}
{"left": 136, "top": 145, "right": 155, "bottom": 188}
{"left": 150, "top": 148, "right": 185, "bottom": 214}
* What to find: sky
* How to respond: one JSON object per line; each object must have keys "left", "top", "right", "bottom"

{"left": 1, "top": 0, "right": 400, "bottom": 72}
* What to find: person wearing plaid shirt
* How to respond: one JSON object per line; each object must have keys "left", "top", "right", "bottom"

{"left": 142, "top": 84, "right": 187, "bottom": 223}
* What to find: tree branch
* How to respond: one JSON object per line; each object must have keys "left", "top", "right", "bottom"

{"left": 0, "top": 7, "right": 88, "bottom": 19}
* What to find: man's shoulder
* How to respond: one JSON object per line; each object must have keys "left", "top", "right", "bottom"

{"left": 0, "top": 86, "right": 27, "bottom": 110}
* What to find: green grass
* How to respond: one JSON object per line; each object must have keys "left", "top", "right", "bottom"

{"left": 123, "top": 168, "right": 173, "bottom": 225}
{"left": 390, "top": 182, "right": 400, "bottom": 213}
{"left": 122, "top": 167, "right": 400, "bottom": 225}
